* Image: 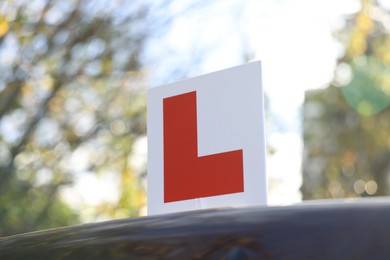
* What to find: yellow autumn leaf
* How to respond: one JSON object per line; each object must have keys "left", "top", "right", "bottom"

{"left": 0, "top": 15, "right": 9, "bottom": 37}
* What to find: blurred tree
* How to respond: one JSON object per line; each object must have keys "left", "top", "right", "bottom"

{"left": 0, "top": 0, "right": 150, "bottom": 236}
{"left": 302, "top": 0, "right": 390, "bottom": 199}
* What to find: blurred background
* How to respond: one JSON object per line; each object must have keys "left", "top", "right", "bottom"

{"left": 0, "top": 0, "right": 389, "bottom": 236}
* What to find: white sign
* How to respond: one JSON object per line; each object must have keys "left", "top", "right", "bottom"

{"left": 147, "top": 61, "right": 267, "bottom": 215}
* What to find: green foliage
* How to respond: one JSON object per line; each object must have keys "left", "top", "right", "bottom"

{"left": 302, "top": 0, "right": 390, "bottom": 199}
{"left": 342, "top": 56, "right": 390, "bottom": 116}
{"left": 0, "top": 0, "right": 149, "bottom": 236}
